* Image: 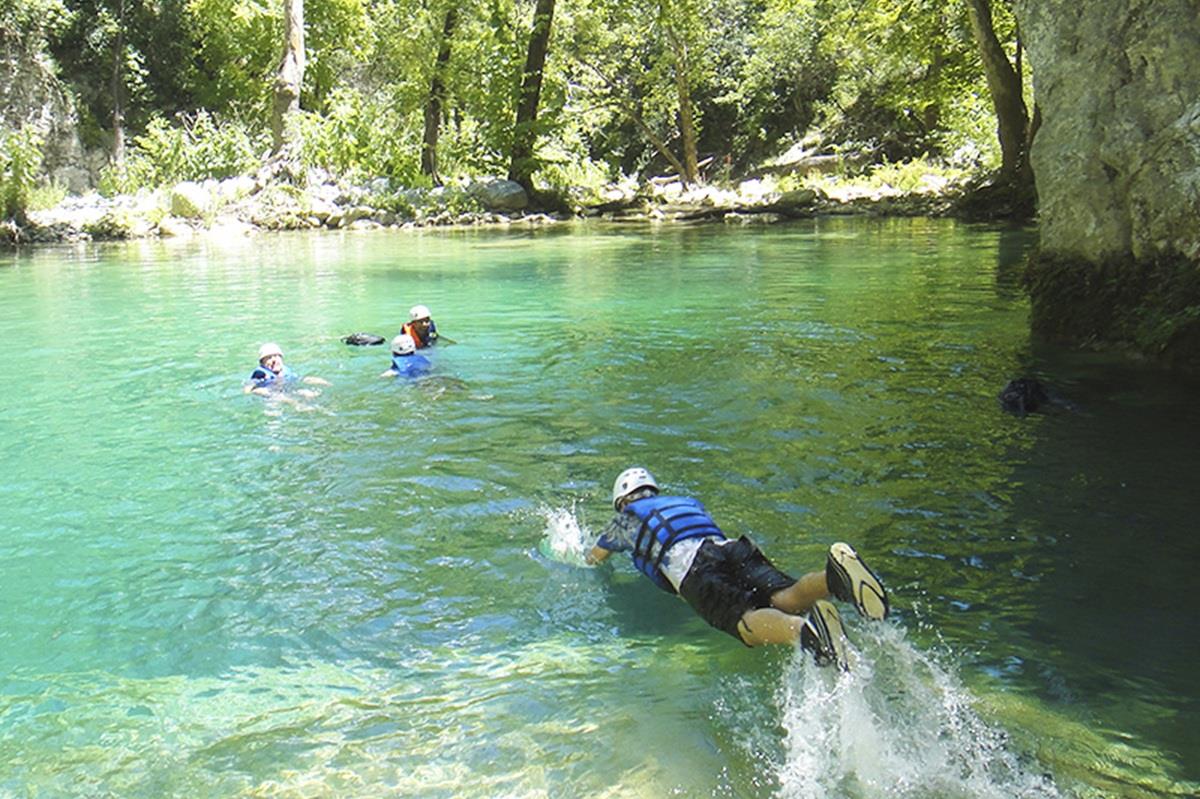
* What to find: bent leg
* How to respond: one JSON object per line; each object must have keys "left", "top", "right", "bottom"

{"left": 769, "top": 569, "right": 828, "bottom": 615}
{"left": 736, "top": 607, "right": 806, "bottom": 646}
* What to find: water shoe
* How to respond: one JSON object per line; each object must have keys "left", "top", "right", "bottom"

{"left": 826, "top": 542, "right": 889, "bottom": 621}
{"left": 800, "top": 599, "right": 849, "bottom": 671}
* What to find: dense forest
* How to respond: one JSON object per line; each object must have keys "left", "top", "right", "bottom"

{"left": 1, "top": 0, "right": 1030, "bottom": 202}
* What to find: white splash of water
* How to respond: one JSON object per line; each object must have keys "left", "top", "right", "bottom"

{"left": 538, "top": 504, "right": 592, "bottom": 568}
{"left": 776, "top": 623, "right": 1063, "bottom": 799}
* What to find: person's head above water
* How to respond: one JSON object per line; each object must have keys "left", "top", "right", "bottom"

{"left": 409, "top": 304, "right": 432, "bottom": 323}
{"left": 612, "top": 466, "right": 659, "bottom": 510}
{"left": 391, "top": 333, "right": 417, "bottom": 356}
{"left": 258, "top": 342, "right": 284, "bottom": 371}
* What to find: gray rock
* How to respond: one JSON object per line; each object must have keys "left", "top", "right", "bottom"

{"left": 51, "top": 166, "right": 92, "bottom": 194}
{"left": 210, "top": 216, "right": 255, "bottom": 237}
{"left": 217, "top": 176, "right": 257, "bottom": 204}
{"left": 775, "top": 189, "right": 818, "bottom": 209}
{"left": 169, "top": 181, "right": 212, "bottom": 218}
{"left": 1, "top": 28, "right": 91, "bottom": 188}
{"left": 469, "top": 178, "right": 528, "bottom": 211}
{"left": 338, "top": 206, "right": 374, "bottom": 228}
{"left": 157, "top": 216, "right": 193, "bottom": 238}
{"left": 724, "top": 212, "right": 782, "bottom": 225}
{"left": 1014, "top": 0, "right": 1200, "bottom": 262}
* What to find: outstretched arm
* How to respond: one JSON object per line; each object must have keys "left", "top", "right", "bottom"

{"left": 586, "top": 513, "right": 638, "bottom": 566}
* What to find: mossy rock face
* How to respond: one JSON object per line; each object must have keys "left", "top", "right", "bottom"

{"left": 1024, "top": 252, "right": 1200, "bottom": 367}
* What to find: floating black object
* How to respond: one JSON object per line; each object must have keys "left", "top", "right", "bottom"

{"left": 999, "top": 378, "right": 1049, "bottom": 416}
{"left": 342, "top": 333, "right": 386, "bottom": 346}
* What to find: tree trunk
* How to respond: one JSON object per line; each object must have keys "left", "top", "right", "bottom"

{"left": 271, "top": 0, "right": 306, "bottom": 156}
{"left": 964, "top": 0, "right": 1029, "bottom": 181}
{"left": 421, "top": 6, "right": 458, "bottom": 185}
{"left": 111, "top": 0, "right": 126, "bottom": 170}
{"left": 664, "top": 23, "right": 698, "bottom": 185}
{"left": 507, "top": 0, "right": 556, "bottom": 191}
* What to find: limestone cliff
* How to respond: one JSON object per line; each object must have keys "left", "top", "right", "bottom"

{"left": 0, "top": 23, "right": 90, "bottom": 191}
{"left": 1013, "top": 0, "right": 1200, "bottom": 362}
{"left": 1015, "top": 0, "right": 1200, "bottom": 262}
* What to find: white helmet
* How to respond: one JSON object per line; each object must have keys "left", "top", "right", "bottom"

{"left": 612, "top": 467, "right": 658, "bottom": 509}
{"left": 410, "top": 304, "right": 432, "bottom": 321}
{"left": 258, "top": 342, "right": 283, "bottom": 361}
{"left": 391, "top": 333, "right": 416, "bottom": 355}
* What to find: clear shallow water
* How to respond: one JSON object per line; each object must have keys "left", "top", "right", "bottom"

{"left": 1, "top": 219, "right": 1197, "bottom": 798}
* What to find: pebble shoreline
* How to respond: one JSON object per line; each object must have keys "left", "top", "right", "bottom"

{"left": 3, "top": 173, "right": 966, "bottom": 246}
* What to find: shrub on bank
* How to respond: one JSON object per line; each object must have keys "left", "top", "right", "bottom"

{"left": 296, "top": 90, "right": 425, "bottom": 186}
{"left": 1, "top": 126, "right": 45, "bottom": 222}
{"left": 100, "top": 112, "right": 267, "bottom": 195}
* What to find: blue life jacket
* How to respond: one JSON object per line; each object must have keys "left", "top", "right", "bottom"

{"left": 249, "top": 364, "right": 296, "bottom": 389}
{"left": 391, "top": 352, "right": 432, "bottom": 378}
{"left": 625, "top": 495, "right": 726, "bottom": 593}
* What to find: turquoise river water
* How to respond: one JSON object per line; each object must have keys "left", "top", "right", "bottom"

{"left": 1, "top": 219, "right": 1198, "bottom": 798}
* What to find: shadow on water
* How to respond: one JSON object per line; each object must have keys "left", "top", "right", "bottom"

{"left": 995, "top": 353, "right": 1200, "bottom": 786}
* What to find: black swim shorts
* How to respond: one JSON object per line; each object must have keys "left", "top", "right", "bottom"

{"left": 677, "top": 536, "right": 797, "bottom": 644}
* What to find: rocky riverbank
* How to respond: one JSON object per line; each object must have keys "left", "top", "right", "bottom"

{"left": 2, "top": 168, "right": 970, "bottom": 246}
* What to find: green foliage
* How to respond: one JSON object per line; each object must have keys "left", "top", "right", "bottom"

{"left": 303, "top": 0, "right": 373, "bottom": 112}
{"left": 811, "top": 0, "right": 1002, "bottom": 163}
{"left": 864, "top": 157, "right": 969, "bottom": 193}
{"left": 0, "top": 126, "right": 45, "bottom": 221}
{"left": 99, "top": 111, "right": 266, "bottom": 194}
{"left": 17, "top": 0, "right": 1019, "bottom": 196}
{"left": 49, "top": 0, "right": 199, "bottom": 139}
{"left": 296, "top": 89, "right": 425, "bottom": 183}
{"left": 536, "top": 135, "right": 621, "bottom": 195}
{"left": 359, "top": 190, "right": 415, "bottom": 217}
{"left": 186, "top": 0, "right": 278, "bottom": 116}
{"left": 728, "top": 0, "right": 836, "bottom": 165}
{"left": 0, "top": 0, "right": 69, "bottom": 37}
{"left": 27, "top": 181, "right": 69, "bottom": 211}
{"left": 188, "top": 0, "right": 374, "bottom": 116}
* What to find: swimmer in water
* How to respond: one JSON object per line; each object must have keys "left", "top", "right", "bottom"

{"left": 586, "top": 467, "right": 890, "bottom": 669}
{"left": 401, "top": 304, "right": 439, "bottom": 348}
{"left": 244, "top": 342, "right": 330, "bottom": 398}
{"left": 380, "top": 333, "right": 433, "bottom": 378}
